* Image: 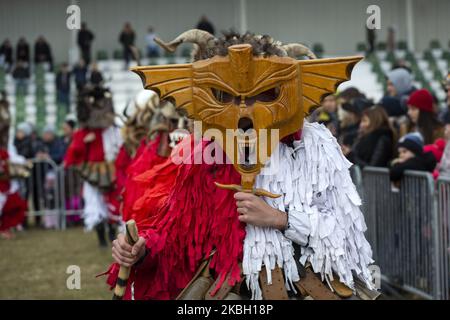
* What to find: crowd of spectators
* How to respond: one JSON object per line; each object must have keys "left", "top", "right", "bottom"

{"left": 310, "top": 65, "right": 450, "bottom": 185}
{"left": 1, "top": 16, "right": 449, "bottom": 227}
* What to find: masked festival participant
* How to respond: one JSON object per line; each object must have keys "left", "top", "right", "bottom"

{"left": 105, "top": 30, "right": 378, "bottom": 300}
{"left": 0, "top": 92, "right": 29, "bottom": 239}
{"left": 115, "top": 89, "right": 189, "bottom": 222}
{"left": 64, "top": 85, "right": 122, "bottom": 247}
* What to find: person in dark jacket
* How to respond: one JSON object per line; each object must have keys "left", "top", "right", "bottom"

{"left": 119, "top": 22, "right": 136, "bottom": 68}
{"left": 345, "top": 106, "right": 395, "bottom": 168}
{"left": 72, "top": 59, "right": 88, "bottom": 91}
{"left": 56, "top": 63, "right": 71, "bottom": 111}
{"left": 77, "top": 22, "right": 95, "bottom": 65}
{"left": 89, "top": 63, "right": 103, "bottom": 86}
{"left": 12, "top": 60, "right": 30, "bottom": 95}
{"left": 196, "top": 15, "right": 215, "bottom": 35}
{"left": 36, "top": 125, "right": 65, "bottom": 165}
{"left": 0, "top": 39, "right": 13, "bottom": 72}
{"left": 14, "top": 122, "right": 34, "bottom": 159}
{"left": 34, "top": 36, "right": 53, "bottom": 71}
{"left": 385, "top": 68, "right": 415, "bottom": 111}
{"left": 16, "top": 38, "right": 30, "bottom": 65}
{"left": 389, "top": 132, "right": 437, "bottom": 183}
{"left": 339, "top": 96, "right": 372, "bottom": 149}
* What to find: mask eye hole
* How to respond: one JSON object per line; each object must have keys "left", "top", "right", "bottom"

{"left": 253, "top": 87, "right": 280, "bottom": 103}
{"left": 211, "top": 88, "right": 234, "bottom": 103}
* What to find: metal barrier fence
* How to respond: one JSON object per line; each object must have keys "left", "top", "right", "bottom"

{"left": 21, "top": 158, "right": 83, "bottom": 230}
{"left": 437, "top": 176, "right": 450, "bottom": 300}
{"left": 362, "top": 166, "right": 450, "bottom": 300}
{"left": 18, "top": 159, "right": 450, "bottom": 299}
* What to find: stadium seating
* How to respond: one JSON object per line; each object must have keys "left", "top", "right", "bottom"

{"left": 1, "top": 41, "right": 448, "bottom": 134}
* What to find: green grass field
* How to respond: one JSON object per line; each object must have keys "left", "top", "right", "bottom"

{"left": 0, "top": 227, "right": 113, "bottom": 299}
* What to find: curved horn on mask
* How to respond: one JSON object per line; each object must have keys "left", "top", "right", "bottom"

{"left": 154, "top": 29, "right": 216, "bottom": 53}
{"left": 281, "top": 43, "right": 317, "bottom": 59}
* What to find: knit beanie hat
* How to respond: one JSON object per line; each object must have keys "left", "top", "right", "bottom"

{"left": 397, "top": 132, "right": 424, "bottom": 156}
{"left": 407, "top": 89, "right": 434, "bottom": 113}
{"left": 43, "top": 124, "right": 56, "bottom": 134}
{"left": 387, "top": 68, "right": 413, "bottom": 96}
{"left": 17, "top": 122, "right": 32, "bottom": 136}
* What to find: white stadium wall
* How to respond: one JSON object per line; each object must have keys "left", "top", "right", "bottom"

{"left": 0, "top": 0, "right": 449, "bottom": 63}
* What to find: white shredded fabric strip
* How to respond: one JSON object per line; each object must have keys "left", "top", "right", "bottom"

{"left": 243, "top": 122, "right": 375, "bottom": 300}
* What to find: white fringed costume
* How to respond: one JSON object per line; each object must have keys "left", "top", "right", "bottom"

{"left": 244, "top": 122, "right": 374, "bottom": 299}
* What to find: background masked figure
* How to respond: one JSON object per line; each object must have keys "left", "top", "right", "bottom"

{"left": 0, "top": 92, "right": 28, "bottom": 239}
{"left": 64, "top": 85, "right": 123, "bottom": 247}
{"left": 106, "top": 30, "right": 377, "bottom": 300}
{"left": 115, "top": 89, "right": 189, "bottom": 222}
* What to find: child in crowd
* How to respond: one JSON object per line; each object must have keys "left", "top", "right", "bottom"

{"left": 389, "top": 132, "right": 437, "bottom": 183}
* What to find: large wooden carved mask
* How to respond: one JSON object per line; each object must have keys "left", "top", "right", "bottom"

{"left": 132, "top": 45, "right": 362, "bottom": 191}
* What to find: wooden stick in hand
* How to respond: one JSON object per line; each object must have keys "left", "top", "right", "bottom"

{"left": 112, "top": 220, "right": 139, "bottom": 300}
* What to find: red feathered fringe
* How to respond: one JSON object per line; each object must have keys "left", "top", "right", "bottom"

{"left": 0, "top": 192, "right": 27, "bottom": 231}
{"left": 105, "top": 137, "right": 245, "bottom": 299}
{"left": 121, "top": 135, "right": 168, "bottom": 222}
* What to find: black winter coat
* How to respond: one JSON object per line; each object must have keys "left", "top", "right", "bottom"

{"left": 349, "top": 128, "right": 394, "bottom": 167}
{"left": 389, "top": 152, "right": 437, "bottom": 182}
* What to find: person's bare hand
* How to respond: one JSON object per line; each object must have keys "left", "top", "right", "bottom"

{"left": 83, "top": 132, "right": 96, "bottom": 143}
{"left": 234, "top": 192, "right": 287, "bottom": 230}
{"left": 112, "top": 233, "right": 146, "bottom": 267}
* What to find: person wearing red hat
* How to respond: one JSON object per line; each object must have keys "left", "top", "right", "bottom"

{"left": 407, "top": 89, "right": 444, "bottom": 144}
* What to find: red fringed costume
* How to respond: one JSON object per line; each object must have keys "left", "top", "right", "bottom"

{"left": 119, "top": 134, "right": 167, "bottom": 222}
{"left": 105, "top": 137, "right": 245, "bottom": 299}
{"left": 64, "top": 127, "right": 122, "bottom": 227}
{"left": 0, "top": 149, "right": 27, "bottom": 232}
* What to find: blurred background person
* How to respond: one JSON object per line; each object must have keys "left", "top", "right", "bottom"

{"left": 386, "top": 68, "right": 415, "bottom": 110}
{"left": 16, "top": 37, "right": 30, "bottom": 65}
{"left": 387, "top": 25, "right": 396, "bottom": 53}
{"left": 35, "top": 125, "right": 65, "bottom": 229}
{"left": 145, "top": 26, "right": 160, "bottom": 58}
{"left": 56, "top": 62, "right": 71, "bottom": 112}
{"left": 378, "top": 95, "right": 408, "bottom": 138}
{"left": 119, "top": 22, "right": 136, "bottom": 69}
{"left": 60, "top": 118, "right": 83, "bottom": 227}
{"left": 37, "top": 125, "right": 65, "bottom": 165}
{"left": 89, "top": 62, "right": 104, "bottom": 86}
{"left": 389, "top": 132, "right": 436, "bottom": 183}
{"left": 73, "top": 59, "right": 88, "bottom": 91}
{"left": 77, "top": 22, "right": 95, "bottom": 66}
{"left": 338, "top": 96, "right": 372, "bottom": 151}
{"left": 0, "top": 39, "right": 13, "bottom": 72}
{"left": 12, "top": 60, "right": 30, "bottom": 95}
{"left": 366, "top": 26, "right": 376, "bottom": 55}
{"left": 196, "top": 15, "right": 215, "bottom": 35}
{"left": 344, "top": 106, "right": 395, "bottom": 168}
{"left": 407, "top": 89, "right": 444, "bottom": 144}
{"left": 34, "top": 36, "right": 53, "bottom": 71}
{"left": 309, "top": 94, "right": 339, "bottom": 136}
{"left": 14, "top": 122, "right": 34, "bottom": 159}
